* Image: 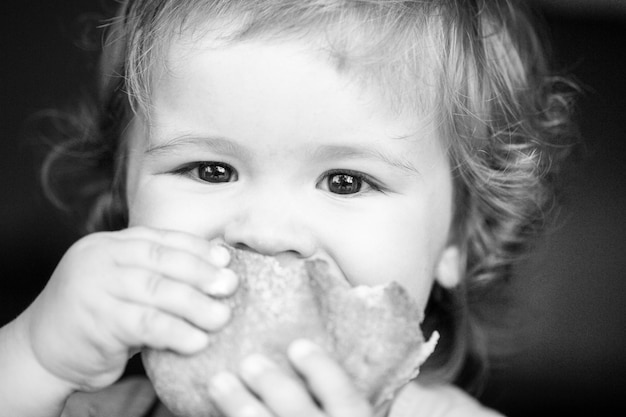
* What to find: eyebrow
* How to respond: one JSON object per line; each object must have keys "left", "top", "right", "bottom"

{"left": 310, "top": 144, "right": 422, "bottom": 176}
{"left": 145, "top": 135, "right": 421, "bottom": 176}
{"left": 145, "top": 135, "right": 254, "bottom": 161}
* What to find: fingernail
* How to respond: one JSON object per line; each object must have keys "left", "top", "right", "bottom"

{"left": 240, "top": 354, "right": 273, "bottom": 379}
{"left": 209, "top": 371, "right": 239, "bottom": 396}
{"left": 287, "top": 339, "right": 321, "bottom": 361}
{"left": 205, "top": 269, "right": 239, "bottom": 296}
{"left": 208, "top": 245, "right": 231, "bottom": 268}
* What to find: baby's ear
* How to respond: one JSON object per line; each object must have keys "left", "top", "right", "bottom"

{"left": 435, "top": 246, "right": 461, "bottom": 288}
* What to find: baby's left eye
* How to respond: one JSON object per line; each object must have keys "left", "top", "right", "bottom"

{"left": 197, "top": 162, "right": 236, "bottom": 183}
{"left": 329, "top": 173, "right": 362, "bottom": 194}
{"left": 320, "top": 170, "right": 380, "bottom": 196}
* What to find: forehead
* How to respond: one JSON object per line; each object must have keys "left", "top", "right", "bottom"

{"left": 148, "top": 35, "right": 446, "bottom": 154}
{"left": 153, "top": 38, "right": 437, "bottom": 141}
{"left": 133, "top": 3, "right": 442, "bottom": 119}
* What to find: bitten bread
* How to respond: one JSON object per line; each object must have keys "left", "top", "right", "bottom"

{"left": 143, "top": 247, "right": 437, "bottom": 417}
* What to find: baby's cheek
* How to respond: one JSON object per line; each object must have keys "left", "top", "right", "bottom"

{"left": 127, "top": 183, "right": 193, "bottom": 230}
{"left": 128, "top": 190, "right": 233, "bottom": 243}
{"left": 333, "top": 232, "right": 431, "bottom": 302}
{"left": 365, "top": 224, "right": 441, "bottom": 305}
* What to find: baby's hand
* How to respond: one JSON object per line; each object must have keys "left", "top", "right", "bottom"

{"left": 21, "top": 226, "right": 237, "bottom": 393}
{"left": 208, "top": 340, "right": 374, "bottom": 417}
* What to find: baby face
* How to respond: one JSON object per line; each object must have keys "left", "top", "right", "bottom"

{"left": 125, "top": 38, "right": 459, "bottom": 309}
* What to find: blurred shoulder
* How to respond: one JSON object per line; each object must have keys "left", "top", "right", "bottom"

{"left": 390, "top": 382, "right": 504, "bottom": 417}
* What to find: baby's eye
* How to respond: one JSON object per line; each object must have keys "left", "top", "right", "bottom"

{"left": 329, "top": 173, "right": 362, "bottom": 194}
{"left": 321, "top": 170, "right": 380, "bottom": 196}
{"left": 173, "top": 161, "right": 238, "bottom": 183}
{"left": 196, "top": 162, "right": 237, "bottom": 183}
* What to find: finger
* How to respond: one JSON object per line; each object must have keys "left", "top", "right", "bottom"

{"left": 239, "top": 354, "right": 323, "bottom": 417}
{"left": 112, "top": 268, "right": 231, "bottom": 331}
{"left": 108, "top": 238, "right": 238, "bottom": 298}
{"left": 116, "top": 227, "right": 231, "bottom": 267}
{"left": 114, "top": 302, "right": 209, "bottom": 354}
{"left": 288, "top": 340, "right": 372, "bottom": 417}
{"left": 208, "top": 372, "right": 274, "bottom": 417}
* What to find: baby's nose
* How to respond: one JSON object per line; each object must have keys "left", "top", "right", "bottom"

{"left": 223, "top": 201, "right": 316, "bottom": 259}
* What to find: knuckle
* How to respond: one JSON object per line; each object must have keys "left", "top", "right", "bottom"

{"left": 128, "top": 225, "right": 156, "bottom": 237}
{"left": 69, "top": 232, "right": 105, "bottom": 254}
{"left": 144, "top": 273, "right": 165, "bottom": 298}
{"left": 63, "top": 233, "right": 114, "bottom": 270}
{"left": 148, "top": 242, "right": 167, "bottom": 264}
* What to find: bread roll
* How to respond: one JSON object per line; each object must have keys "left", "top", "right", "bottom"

{"left": 142, "top": 247, "right": 437, "bottom": 417}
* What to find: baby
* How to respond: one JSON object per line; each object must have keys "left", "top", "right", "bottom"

{"left": 0, "top": 0, "right": 576, "bottom": 416}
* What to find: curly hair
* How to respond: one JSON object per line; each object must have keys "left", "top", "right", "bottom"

{"left": 42, "top": 0, "right": 578, "bottom": 392}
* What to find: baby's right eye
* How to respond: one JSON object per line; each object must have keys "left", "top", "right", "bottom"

{"left": 175, "top": 162, "right": 238, "bottom": 183}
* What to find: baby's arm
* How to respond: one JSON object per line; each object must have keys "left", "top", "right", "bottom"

{"left": 0, "top": 227, "right": 236, "bottom": 417}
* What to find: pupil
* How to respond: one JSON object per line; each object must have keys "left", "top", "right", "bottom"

{"left": 329, "top": 174, "right": 361, "bottom": 194}
{"left": 198, "top": 163, "right": 232, "bottom": 183}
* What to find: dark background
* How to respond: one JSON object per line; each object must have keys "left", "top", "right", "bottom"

{"left": 1, "top": 1, "right": 625, "bottom": 416}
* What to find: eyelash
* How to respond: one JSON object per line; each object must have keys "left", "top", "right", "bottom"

{"left": 171, "top": 163, "right": 383, "bottom": 195}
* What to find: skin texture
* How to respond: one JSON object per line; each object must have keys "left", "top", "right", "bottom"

{"left": 124, "top": 38, "right": 461, "bottom": 416}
